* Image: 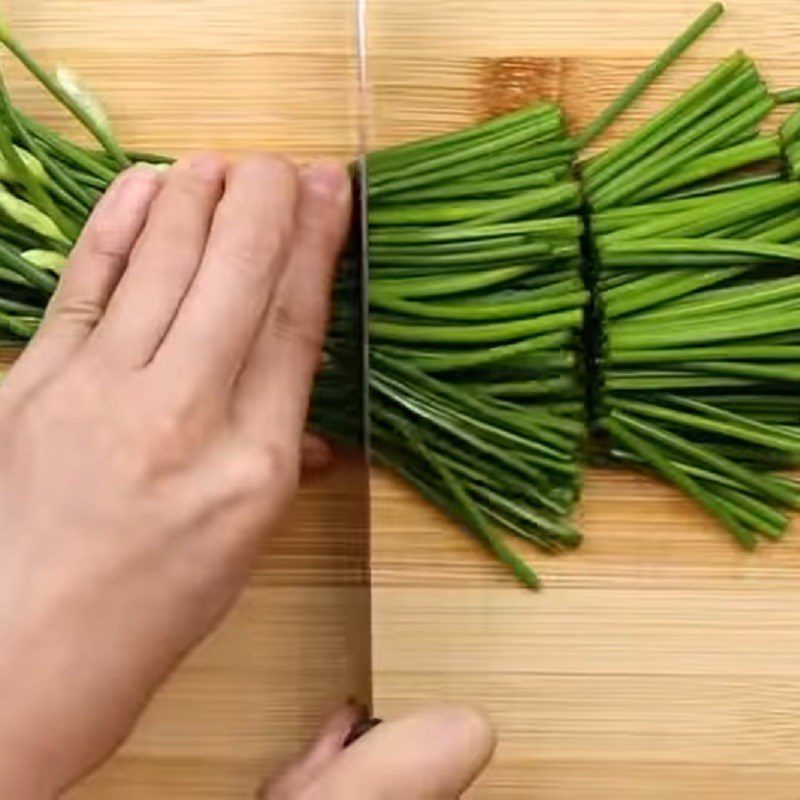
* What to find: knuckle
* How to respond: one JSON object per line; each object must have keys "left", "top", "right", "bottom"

{"left": 172, "top": 176, "right": 202, "bottom": 202}
{"left": 150, "top": 409, "right": 186, "bottom": 447}
{"left": 172, "top": 174, "right": 214, "bottom": 206}
{"left": 265, "top": 220, "right": 294, "bottom": 259}
{"left": 141, "top": 406, "right": 204, "bottom": 472}
{"left": 296, "top": 209, "right": 344, "bottom": 255}
{"left": 219, "top": 451, "right": 273, "bottom": 503}
{"left": 273, "top": 299, "right": 327, "bottom": 356}
{"left": 266, "top": 231, "right": 293, "bottom": 273}
{"left": 223, "top": 224, "right": 292, "bottom": 293}
{"left": 84, "top": 215, "right": 131, "bottom": 262}
{"left": 250, "top": 445, "right": 288, "bottom": 487}
{"left": 155, "top": 221, "right": 203, "bottom": 266}
{"left": 242, "top": 450, "right": 277, "bottom": 490}
{"left": 230, "top": 443, "right": 297, "bottom": 499}
{"left": 51, "top": 293, "right": 104, "bottom": 329}
{"left": 226, "top": 230, "right": 275, "bottom": 274}
{"left": 316, "top": 212, "right": 347, "bottom": 249}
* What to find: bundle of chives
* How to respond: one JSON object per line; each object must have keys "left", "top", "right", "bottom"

{"left": 0, "top": 22, "right": 173, "bottom": 341}
{"left": 0, "top": 24, "right": 589, "bottom": 587}
{"left": 583, "top": 52, "right": 779, "bottom": 210}
{"left": 354, "top": 105, "right": 589, "bottom": 587}
{"left": 591, "top": 54, "right": 800, "bottom": 547}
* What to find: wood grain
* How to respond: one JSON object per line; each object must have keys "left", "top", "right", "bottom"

{"left": 366, "top": 2, "right": 800, "bottom": 799}
{"left": 4, "top": 0, "right": 359, "bottom": 160}
{"left": 4, "top": 1, "right": 800, "bottom": 798}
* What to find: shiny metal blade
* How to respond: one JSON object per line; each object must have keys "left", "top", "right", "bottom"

{"left": 343, "top": 0, "right": 373, "bottom": 712}
{"left": 355, "top": 0, "right": 371, "bottom": 463}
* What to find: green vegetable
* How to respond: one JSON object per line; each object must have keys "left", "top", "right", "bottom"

{"left": 593, "top": 50, "right": 800, "bottom": 543}
{"left": 21, "top": 249, "right": 67, "bottom": 272}
{"left": 577, "top": 2, "right": 725, "bottom": 147}
{"left": 2, "top": 2, "right": 800, "bottom": 586}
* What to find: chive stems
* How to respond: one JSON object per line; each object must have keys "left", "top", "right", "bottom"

{"left": 577, "top": 3, "right": 725, "bottom": 148}
{"left": 0, "top": 23, "right": 130, "bottom": 168}
{"left": 593, "top": 41, "right": 800, "bottom": 544}
{"left": 4, "top": 3, "right": 800, "bottom": 584}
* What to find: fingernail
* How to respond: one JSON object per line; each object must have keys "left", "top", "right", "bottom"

{"left": 304, "top": 160, "right": 349, "bottom": 199}
{"left": 175, "top": 152, "right": 226, "bottom": 180}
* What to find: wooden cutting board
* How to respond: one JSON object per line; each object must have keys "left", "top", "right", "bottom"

{"left": 6, "top": 1, "right": 800, "bottom": 798}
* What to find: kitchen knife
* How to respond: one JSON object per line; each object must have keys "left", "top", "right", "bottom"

{"left": 342, "top": 0, "right": 374, "bottom": 716}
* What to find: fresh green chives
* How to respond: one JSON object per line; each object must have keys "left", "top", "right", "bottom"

{"left": 2, "top": 3, "right": 800, "bottom": 586}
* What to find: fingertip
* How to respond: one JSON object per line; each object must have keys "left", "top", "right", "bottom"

{"left": 118, "top": 162, "right": 164, "bottom": 186}
{"left": 433, "top": 705, "right": 497, "bottom": 766}
{"left": 297, "top": 161, "right": 352, "bottom": 255}
{"left": 302, "top": 160, "right": 351, "bottom": 205}
{"left": 70, "top": 164, "right": 162, "bottom": 267}
{"left": 149, "top": 153, "right": 226, "bottom": 209}
{"left": 172, "top": 151, "right": 228, "bottom": 182}
{"left": 371, "top": 705, "right": 495, "bottom": 771}
{"left": 92, "top": 164, "right": 162, "bottom": 219}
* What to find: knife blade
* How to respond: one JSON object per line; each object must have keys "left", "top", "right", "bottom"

{"left": 342, "top": 0, "right": 373, "bottom": 715}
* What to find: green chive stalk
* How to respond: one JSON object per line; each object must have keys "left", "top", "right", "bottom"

{"left": 577, "top": 2, "right": 725, "bottom": 148}
{"left": 593, "top": 51, "right": 800, "bottom": 545}
{"left": 313, "top": 98, "right": 589, "bottom": 587}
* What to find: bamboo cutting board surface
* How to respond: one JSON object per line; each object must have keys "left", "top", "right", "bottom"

{"left": 5, "top": 1, "right": 800, "bottom": 798}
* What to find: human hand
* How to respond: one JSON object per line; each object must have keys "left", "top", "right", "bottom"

{"left": 0, "top": 153, "right": 351, "bottom": 798}
{"left": 261, "top": 705, "right": 496, "bottom": 799}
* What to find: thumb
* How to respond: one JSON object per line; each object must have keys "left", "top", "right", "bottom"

{"left": 306, "top": 705, "right": 496, "bottom": 799}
